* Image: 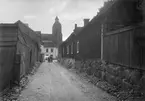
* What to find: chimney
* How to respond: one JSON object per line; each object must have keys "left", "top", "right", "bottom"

{"left": 75, "top": 24, "right": 77, "bottom": 29}
{"left": 84, "top": 19, "right": 89, "bottom": 26}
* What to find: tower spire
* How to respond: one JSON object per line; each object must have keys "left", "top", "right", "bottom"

{"left": 52, "top": 16, "right": 62, "bottom": 46}
{"left": 55, "top": 16, "right": 59, "bottom": 22}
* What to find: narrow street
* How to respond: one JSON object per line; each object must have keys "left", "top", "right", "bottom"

{"left": 18, "top": 62, "right": 116, "bottom": 101}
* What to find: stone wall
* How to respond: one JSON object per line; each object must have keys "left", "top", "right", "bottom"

{"left": 59, "top": 58, "right": 145, "bottom": 94}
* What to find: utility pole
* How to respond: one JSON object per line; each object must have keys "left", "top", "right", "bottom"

{"left": 101, "top": 24, "right": 104, "bottom": 60}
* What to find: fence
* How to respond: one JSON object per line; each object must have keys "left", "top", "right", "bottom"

{"left": 103, "top": 25, "right": 144, "bottom": 68}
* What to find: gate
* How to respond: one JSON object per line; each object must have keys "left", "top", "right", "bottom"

{"left": 0, "top": 39, "right": 17, "bottom": 92}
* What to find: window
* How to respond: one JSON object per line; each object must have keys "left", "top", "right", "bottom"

{"left": 77, "top": 41, "right": 79, "bottom": 53}
{"left": 67, "top": 45, "right": 69, "bottom": 54}
{"left": 51, "top": 48, "right": 53, "bottom": 52}
{"left": 46, "top": 48, "right": 48, "bottom": 52}
{"left": 71, "top": 43, "right": 73, "bottom": 54}
{"left": 63, "top": 47, "right": 64, "bottom": 55}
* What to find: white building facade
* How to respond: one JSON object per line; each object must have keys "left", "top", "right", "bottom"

{"left": 41, "top": 45, "right": 58, "bottom": 59}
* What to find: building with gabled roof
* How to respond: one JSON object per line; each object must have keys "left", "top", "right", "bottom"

{"left": 0, "top": 20, "right": 42, "bottom": 91}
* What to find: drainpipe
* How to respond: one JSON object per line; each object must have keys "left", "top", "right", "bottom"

{"left": 101, "top": 24, "right": 104, "bottom": 60}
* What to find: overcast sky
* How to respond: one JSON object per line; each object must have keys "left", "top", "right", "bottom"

{"left": 0, "top": 0, "right": 105, "bottom": 40}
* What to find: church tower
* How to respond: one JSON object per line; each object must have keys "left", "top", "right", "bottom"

{"left": 52, "top": 16, "right": 62, "bottom": 46}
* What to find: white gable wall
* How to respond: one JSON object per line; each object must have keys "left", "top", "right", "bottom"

{"left": 41, "top": 45, "right": 58, "bottom": 59}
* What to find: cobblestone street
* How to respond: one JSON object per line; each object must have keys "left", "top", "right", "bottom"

{"left": 18, "top": 62, "right": 116, "bottom": 101}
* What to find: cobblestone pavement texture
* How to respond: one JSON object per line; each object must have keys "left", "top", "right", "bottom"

{"left": 17, "top": 62, "right": 116, "bottom": 101}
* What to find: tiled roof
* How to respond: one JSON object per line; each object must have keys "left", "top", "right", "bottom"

{"left": 41, "top": 34, "right": 55, "bottom": 41}
{"left": 43, "top": 41, "right": 56, "bottom": 47}
{"left": 15, "top": 20, "right": 41, "bottom": 45}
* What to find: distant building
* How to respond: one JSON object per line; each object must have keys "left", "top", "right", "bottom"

{"left": 41, "top": 16, "right": 62, "bottom": 59}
